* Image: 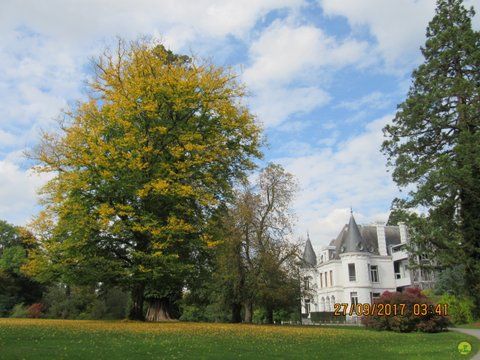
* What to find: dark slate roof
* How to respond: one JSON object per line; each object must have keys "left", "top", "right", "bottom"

{"left": 331, "top": 218, "right": 402, "bottom": 258}
{"left": 342, "top": 214, "right": 368, "bottom": 253}
{"left": 302, "top": 236, "right": 317, "bottom": 267}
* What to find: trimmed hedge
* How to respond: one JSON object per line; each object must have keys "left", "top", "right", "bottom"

{"left": 310, "top": 311, "right": 346, "bottom": 323}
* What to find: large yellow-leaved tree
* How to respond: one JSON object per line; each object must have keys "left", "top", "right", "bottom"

{"left": 28, "top": 38, "right": 262, "bottom": 320}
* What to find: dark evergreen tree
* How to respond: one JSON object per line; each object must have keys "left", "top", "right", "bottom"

{"left": 382, "top": 0, "right": 480, "bottom": 314}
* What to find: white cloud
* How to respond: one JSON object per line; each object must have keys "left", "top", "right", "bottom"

{"left": 337, "top": 91, "right": 391, "bottom": 111}
{"left": 319, "top": 0, "right": 480, "bottom": 70}
{"left": 276, "top": 119, "right": 312, "bottom": 133}
{"left": 251, "top": 86, "right": 330, "bottom": 127}
{"left": 466, "top": 0, "right": 480, "bottom": 28}
{"left": 0, "top": 29, "right": 82, "bottom": 151}
{"left": 0, "top": 160, "right": 52, "bottom": 225}
{"left": 277, "top": 140, "right": 315, "bottom": 157}
{"left": 2, "top": 0, "right": 304, "bottom": 47}
{"left": 277, "top": 114, "right": 399, "bottom": 247}
{"left": 244, "top": 20, "right": 370, "bottom": 88}
{"left": 0, "top": 129, "right": 18, "bottom": 148}
{"left": 0, "top": 0, "right": 306, "bottom": 139}
{"left": 244, "top": 20, "right": 369, "bottom": 127}
{"left": 319, "top": 0, "right": 435, "bottom": 68}
{"left": 316, "top": 130, "right": 339, "bottom": 147}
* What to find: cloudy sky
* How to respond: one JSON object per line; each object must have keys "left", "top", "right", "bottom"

{"left": 1, "top": 0, "right": 479, "bottom": 248}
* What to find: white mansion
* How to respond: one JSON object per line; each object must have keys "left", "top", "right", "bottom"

{"left": 300, "top": 213, "right": 435, "bottom": 320}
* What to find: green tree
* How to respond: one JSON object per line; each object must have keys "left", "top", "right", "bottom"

{"left": 0, "top": 220, "right": 43, "bottom": 315}
{"left": 382, "top": 0, "right": 480, "bottom": 313}
{"left": 216, "top": 164, "right": 299, "bottom": 323}
{"left": 29, "top": 38, "right": 262, "bottom": 321}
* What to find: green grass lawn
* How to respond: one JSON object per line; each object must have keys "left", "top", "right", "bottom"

{"left": 0, "top": 319, "right": 478, "bottom": 359}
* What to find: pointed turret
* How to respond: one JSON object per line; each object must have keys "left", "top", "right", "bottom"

{"left": 342, "top": 213, "right": 367, "bottom": 253}
{"left": 303, "top": 232, "right": 317, "bottom": 267}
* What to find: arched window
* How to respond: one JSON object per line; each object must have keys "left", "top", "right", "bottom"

{"left": 326, "top": 296, "right": 331, "bottom": 312}
{"left": 331, "top": 295, "right": 335, "bottom": 309}
{"left": 321, "top": 297, "right": 325, "bottom": 312}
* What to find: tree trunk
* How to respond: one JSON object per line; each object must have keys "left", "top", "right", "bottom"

{"left": 146, "top": 298, "right": 177, "bottom": 322}
{"left": 61, "top": 284, "right": 71, "bottom": 319}
{"left": 243, "top": 301, "right": 253, "bottom": 323}
{"left": 265, "top": 306, "right": 274, "bottom": 324}
{"left": 457, "top": 113, "right": 480, "bottom": 316}
{"left": 128, "top": 283, "right": 145, "bottom": 321}
{"left": 460, "top": 187, "right": 480, "bottom": 317}
{"left": 231, "top": 302, "right": 242, "bottom": 323}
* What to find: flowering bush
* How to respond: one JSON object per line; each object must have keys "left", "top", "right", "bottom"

{"left": 362, "top": 287, "right": 450, "bottom": 333}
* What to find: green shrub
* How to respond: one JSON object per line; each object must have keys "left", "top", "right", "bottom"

{"left": 102, "top": 287, "right": 129, "bottom": 319}
{"left": 179, "top": 305, "right": 207, "bottom": 322}
{"left": 253, "top": 308, "right": 267, "bottom": 323}
{"left": 42, "top": 285, "right": 128, "bottom": 320}
{"left": 10, "top": 303, "right": 28, "bottom": 318}
{"left": 273, "top": 309, "right": 299, "bottom": 323}
{"left": 42, "top": 285, "right": 94, "bottom": 319}
{"left": 289, "top": 311, "right": 301, "bottom": 323}
{"left": 86, "top": 299, "right": 107, "bottom": 320}
{"left": 205, "top": 304, "right": 230, "bottom": 322}
{"left": 439, "top": 294, "right": 474, "bottom": 325}
{"left": 178, "top": 302, "right": 229, "bottom": 323}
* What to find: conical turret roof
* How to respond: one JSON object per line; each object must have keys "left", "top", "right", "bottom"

{"left": 342, "top": 214, "right": 367, "bottom": 253}
{"left": 302, "top": 233, "right": 317, "bottom": 267}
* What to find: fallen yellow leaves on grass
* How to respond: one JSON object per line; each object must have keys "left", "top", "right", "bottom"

{"left": 0, "top": 318, "right": 476, "bottom": 360}
{"left": 0, "top": 318, "right": 355, "bottom": 340}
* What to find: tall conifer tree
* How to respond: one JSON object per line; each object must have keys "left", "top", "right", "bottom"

{"left": 383, "top": 0, "right": 480, "bottom": 312}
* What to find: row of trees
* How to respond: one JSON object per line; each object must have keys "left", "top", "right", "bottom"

{"left": 0, "top": 40, "right": 301, "bottom": 322}
{"left": 0, "top": 164, "right": 300, "bottom": 322}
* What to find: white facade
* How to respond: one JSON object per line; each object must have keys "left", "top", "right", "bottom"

{"left": 300, "top": 215, "right": 434, "bottom": 320}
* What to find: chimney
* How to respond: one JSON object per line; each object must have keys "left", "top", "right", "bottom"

{"left": 398, "top": 222, "right": 408, "bottom": 244}
{"left": 376, "top": 225, "right": 388, "bottom": 256}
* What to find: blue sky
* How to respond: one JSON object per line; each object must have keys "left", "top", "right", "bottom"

{"left": 0, "top": 0, "right": 479, "bottom": 248}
